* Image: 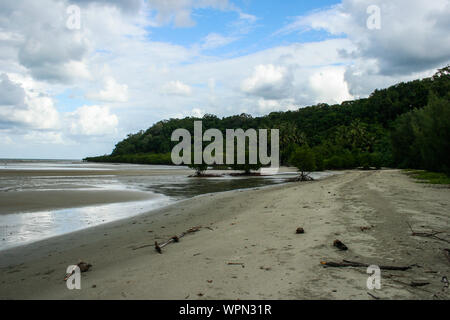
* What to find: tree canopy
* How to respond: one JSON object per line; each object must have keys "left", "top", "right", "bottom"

{"left": 85, "top": 66, "right": 450, "bottom": 175}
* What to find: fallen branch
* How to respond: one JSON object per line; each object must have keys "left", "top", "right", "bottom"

{"left": 227, "top": 262, "right": 245, "bottom": 268}
{"left": 367, "top": 292, "right": 380, "bottom": 300}
{"left": 320, "top": 259, "right": 412, "bottom": 271}
{"left": 410, "top": 281, "right": 430, "bottom": 287}
{"left": 406, "top": 222, "right": 450, "bottom": 244}
{"left": 384, "top": 274, "right": 433, "bottom": 292}
{"left": 132, "top": 226, "right": 202, "bottom": 253}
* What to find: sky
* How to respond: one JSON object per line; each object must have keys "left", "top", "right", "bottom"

{"left": 0, "top": 0, "right": 449, "bottom": 159}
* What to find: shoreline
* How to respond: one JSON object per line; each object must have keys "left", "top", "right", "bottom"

{"left": 1, "top": 170, "right": 449, "bottom": 299}
{"left": 0, "top": 170, "right": 335, "bottom": 251}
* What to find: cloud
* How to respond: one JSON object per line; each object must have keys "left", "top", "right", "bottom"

{"left": 191, "top": 108, "right": 204, "bottom": 117}
{"left": 0, "top": 0, "right": 91, "bottom": 83}
{"left": 241, "top": 64, "right": 294, "bottom": 100}
{"left": 0, "top": 0, "right": 447, "bottom": 158}
{"left": 0, "top": 74, "right": 60, "bottom": 130}
{"left": 147, "top": 0, "right": 231, "bottom": 27}
{"left": 309, "top": 67, "right": 353, "bottom": 104}
{"left": 86, "top": 77, "right": 129, "bottom": 102}
{"left": 67, "top": 105, "right": 119, "bottom": 136}
{"left": 71, "top": 0, "right": 144, "bottom": 13}
{"left": 202, "top": 33, "right": 237, "bottom": 50}
{"left": 161, "top": 80, "right": 192, "bottom": 96}
{"left": 257, "top": 99, "right": 297, "bottom": 114}
{"left": 23, "top": 131, "right": 66, "bottom": 145}
{"left": 277, "top": 0, "right": 450, "bottom": 93}
{"left": 0, "top": 74, "right": 26, "bottom": 106}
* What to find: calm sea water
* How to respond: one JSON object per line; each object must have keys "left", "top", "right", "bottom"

{"left": 0, "top": 159, "right": 335, "bottom": 250}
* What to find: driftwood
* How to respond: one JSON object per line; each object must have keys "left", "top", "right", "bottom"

{"left": 321, "top": 259, "right": 411, "bottom": 271}
{"left": 227, "top": 262, "right": 245, "bottom": 268}
{"left": 384, "top": 274, "right": 433, "bottom": 292}
{"left": 407, "top": 222, "right": 450, "bottom": 244}
{"left": 133, "top": 226, "right": 201, "bottom": 253}
{"left": 367, "top": 292, "right": 380, "bottom": 300}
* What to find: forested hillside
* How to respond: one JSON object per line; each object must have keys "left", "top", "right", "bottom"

{"left": 85, "top": 66, "right": 450, "bottom": 174}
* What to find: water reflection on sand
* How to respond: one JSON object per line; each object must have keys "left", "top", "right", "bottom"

{"left": 0, "top": 160, "right": 335, "bottom": 250}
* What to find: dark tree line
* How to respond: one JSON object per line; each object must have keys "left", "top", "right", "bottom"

{"left": 85, "top": 66, "right": 450, "bottom": 175}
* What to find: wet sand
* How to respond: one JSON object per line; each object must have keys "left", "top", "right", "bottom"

{"left": 0, "top": 190, "right": 155, "bottom": 215}
{"left": 0, "top": 170, "right": 449, "bottom": 300}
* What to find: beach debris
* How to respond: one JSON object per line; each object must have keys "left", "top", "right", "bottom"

{"left": 360, "top": 226, "right": 373, "bottom": 232}
{"left": 367, "top": 292, "right": 380, "bottom": 300}
{"left": 207, "top": 280, "right": 213, "bottom": 283}
{"left": 227, "top": 262, "right": 245, "bottom": 268}
{"left": 406, "top": 222, "right": 450, "bottom": 244}
{"left": 321, "top": 260, "right": 411, "bottom": 271}
{"left": 63, "top": 261, "right": 92, "bottom": 281}
{"left": 410, "top": 281, "right": 430, "bottom": 287}
{"left": 133, "top": 226, "right": 202, "bottom": 253}
{"left": 333, "top": 239, "right": 348, "bottom": 251}
{"left": 154, "top": 241, "right": 162, "bottom": 253}
{"left": 77, "top": 261, "right": 92, "bottom": 272}
{"left": 296, "top": 227, "right": 305, "bottom": 234}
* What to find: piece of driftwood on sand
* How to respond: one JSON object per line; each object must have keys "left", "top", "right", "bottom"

{"left": 406, "top": 222, "right": 450, "bottom": 244}
{"left": 132, "top": 226, "right": 202, "bottom": 253}
{"left": 320, "top": 259, "right": 412, "bottom": 271}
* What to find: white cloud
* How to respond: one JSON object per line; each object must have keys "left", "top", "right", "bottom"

{"left": 23, "top": 131, "right": 66, "bottom": 145}
{"left": 0, "top": 73, "right": 26, "bottom": 106}
{"left": 68, "top": 105, "right": 119, "bottom": 136}
{"left": 161, "top": 80, "right": 192, "bottom": 96}
{"left": 257, "top": 98, "right": 297, "bottom": 113}
{"left": 0, "top": 0, "right": 448, "bottom": 158}
{"left": 86, "top": 77, "right": 129, "bottom": 102}
{"left": 147, "top": 0, "right": 231, "bottom": 27}
{"left": 202, "top": 33, "right": 237, "bottom": 50}
{"left": 241, "top": 64, "right": 293, "bottom": 100}
{"left": 191, "top": 108, "right": 204, "bottom": 117}
{"left": 309, "top": 67, "right": 353, "bottom": 104}
{"left": 0, "top": 73, "right": 60, "bottom": 130}
{"left": 278, "top": 0, "right": 450, "bottom": 94}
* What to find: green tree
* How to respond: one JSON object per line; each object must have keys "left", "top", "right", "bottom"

{"left": 290, "top": 145, "right": 316, "bottom": 181}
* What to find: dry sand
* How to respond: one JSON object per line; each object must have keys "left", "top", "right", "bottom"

{"left": 0, "top": 170, "right": 449, "bottom": 300}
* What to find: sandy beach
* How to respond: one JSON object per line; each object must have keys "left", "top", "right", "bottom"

{"left": 0, "top": 170, "right": 449, "bottom": 300}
